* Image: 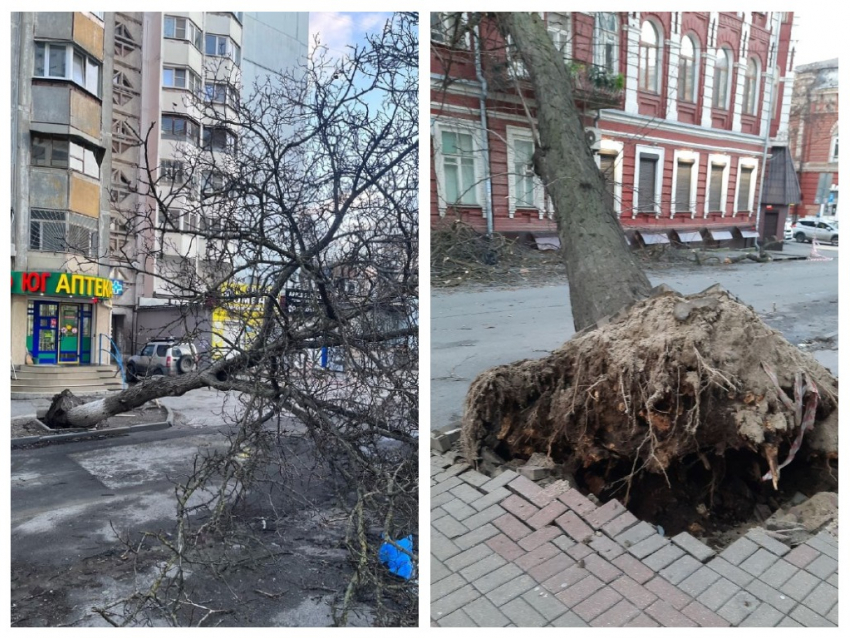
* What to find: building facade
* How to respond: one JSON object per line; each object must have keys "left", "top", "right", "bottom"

{"left": 787, "top": 59, "right": 839, "bottom": 220}
{"left": 430, "top": 12, "right": 799, "bottom": 247}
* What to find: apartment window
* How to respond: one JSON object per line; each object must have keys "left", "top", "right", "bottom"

{"left": 713, "top": 47, "right": 732, "bottom": 109}
{"left": 205, "top": 82, "right": 237, "bottom": 107}
{"left": 508, "top": 132, "right": 539, "bottom": 211}
{"left": 31, "top": 136, "right": 69, "bottom": 167}
{"left": 430, "top": 13, "right": 469, "bottom": 48}
{"left": 205, "top": 34, "right": 241, "bottom": 66}
{"left": 831, "top": 135, "right": 839, "bottom": 162}
{"left": 547, "top": 13, "right": 571, "bottom": 64}
{"left": 441, "top": 130, "right": 478, "bottom": 205}
{"left": 593, "top": 13, "right": 619, "bottom": 74}
{"left": 161, "top": 115, "right": 200, "bottom": 144}
{"left": 737, "top": 165, "right": 755, "bottom": 211}
{"left": 164, "top": 16, "right": 203, "bottom": 50}
{"left": 675, "top": 160, "right": 694, "bottom": 213}
{"left": 69, "top": 143, "right": 100, "bottom": 178}
{"left": 161, "top": 160, "right": 185, "bottom": 182}
{"left": 30, "top": 209, "right": 97, "bottom": 256}
{"left": 162, "top": 66, "right": 201, "bottom": 93}
{"left": 633, "top": 146, "right": 665, "bottom": 215}
{"left": 678, "top": 35, "right": 698, "bottom": 103}
{"left": 203, "top": 127, "right": 237, "bottom": 153}
{"left": 639, "top": 21, "right": 661, "bottom": 93}
{"left": 34, "top": 42, "right": 101, "bottom": 97}
{"left": 708, "top": 164, "right": 725, "bottom": 211}
{"left": 743, "top": 58, "right": 760, "bottom": 115}
{"left": 506, "top": 34, "right": 528, "bottom": 79}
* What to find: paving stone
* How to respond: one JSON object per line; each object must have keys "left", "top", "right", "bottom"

{"left": 777, "top": 616, "right": 803, "bottom": 627}
{"left": 459, "top": 469, "right": 490, "bottom": 488}
{"left": 743, "top": 578, "right": 795, "bottom": 614}
{"left": 486, "top": 573, "right": 538, "bottom": 606}
{"left": 739, "top": 602, "right": 784, "bottom": 627}
{"left": 826, "top": 602, "right": 838, "bottom": 625}
{"left": 678, "top": 565, "right": 722, "bottom": 598}
{"left": 515, "top": 542, "right": 560, "bottom": 571}
{"left": 645, "top": 575, "right": 694, "bottom": 610}
{"left": 555, "top": 510, "right": 594, "bottom": 543}
{"left": 719, "top": 536, "right": 760, "bottom": 566}
{"left": 659, "top": 554, "right": 702, "bottom": 585}
{"left": 431, "top": 454, "right": 452, "bottom": 470}
{"left": 502, "top": 596, "right": 547, "bottom": 626}
{"left": 778, "top": 567, "right": 820, "bottom": 601}
{"left": 813, "top": 529, "right": 837, "bottom": 547}
{"left": 541, "top": 563, "right": 589, "bottom": 593}
{"left": 584, "top": 498, "right": 627, "bottom": 529}
{"left": 739, "top": 548, "right": 779, "bottom": 578}
{"left": 530, "top": 480, "right": 573, "bottom": 508}
{"left": 601, "top": 510, "right": 639, "bottom": 539}
{"left": 589, "top": 533, "right": 625, "bottom": 560}
{"left": 471, "top": 561, "right": 523, "bottom": 594}
{"left": 552, "top": 534, "right": 576, "bottom": 553}
{"left": 745, "top": 527, "right": 790, "bottom": 556}
{"left": 671, "top": 531, "right": 715, "bottom": 562}
{"left": 449, "top": 482, "right": 485, "bottom": 505}
{"left": 526, "top": 500, "right": 568, "bottom": 529}
{"left": 695, "top": 577, "right": 738, "bottom": 611}
{"left": 433, "top": 514, "right": 469, "bottom": 540}
{"left": 433, "top": 463, "right": 470, "bottom": 483}
{"left": 463, "top": 596, "right": 510, "bottom": 627}
{"left": 804, "top": 535, "right": 838, "bottom": 560}
{"left": 612, "top": 552, "right": 655, "bottom": 584}
{"left": 527, "top": 550, "right": 575, "bottom": 583}
{"left": 681, "top": 600, "right": 730, "bottom": 627}
{"left": 507, "top": 475, "right": 545, "bottom": 502}
{"left": 432, "top": 475, "right": 463, "bottom": 497}
{"left": 554, "top": 574, "right": 605, "bottom": 608}
{"left": 493, "top": 513, "right": 533, "bottom": 542}
{"left": 486, "top": 533, "right": 526, "bottom": 562}
{"left": 589, "top": 598, "right": 640, "bottom": 627}
{"left": 501, "top": 494, "right": 540, "bottom": 521}
{"left": 441, "top": 497, "right": 476, "bottom": 521}
{"left": 624, "top": 612, "right": 660, "bottom": 627}
{"left": 642, "top": 542, "right": 685, "bottom": 572}
{"left": 614, "top": 521, "right": 656, "bottom": 548}
{"left": 583, "top": 551, "right": 623, "bottom": 583}
{"left": 463, "top": 504, "right": 507, "bottom": 530}
{"left": 789, "top": 603, "right": 834, "bottom": 627}
{"left": 801, "top": 581, "right": 838, "bottom": 616}
{"left": 610, "top": 575, "right": 657, "bottom": 609}
{"left": 468, "top": 486, "right": 511, "bottom": 512}
{"left": 572, "top": 586, "right": 623, "bottom": 622}
{"left": 454, "top": 522, "right": 499, "bottom": 551}
{"left": 480, "top": 469, "right": 519, "bottom": 493}
{"left": 521, "top": 588, "right": 568, "bottom": 622}
{"left": 431, "top": 491, "right": 454, "bottom": 510}
{"left": 518, "top": 465, "right": 549, "bottom": 481}
{"left": 431, "top": 506, "right": 448, "bottom": 523}
{"left": 459, "top": 553, "right": 507, "bottom": 582}
{"left": 432, "top": 584, "right": 480, "bottom": 619}
{"left": 566, "top": 541, "right": 594, "bottom": 561}
{"left": 758, "top": 558, "right": 797, "bottom": 588}
{"left": 644, "top": 600, "right": 697, "bottom": 627}
{"left": 445, "top": 543, "right": 494, "bottom": 572}
{"left": 784, "top": 543, "right": 820, "bottom": 569}
{"left": 716, "top": 590, "right": 759, "bottom": 625}
{"left": 628, "top": 533, "right": 669, "bottom": 559}
{"left": 826, "top": 572, "right": 838, "bottom": 588}
{"left": 518, "top": 525, "right": 562, "bottom": 552}
{"left": 431, "top": 573, "right": 467, "bottom": 602}
{"left": 705, "top": 556, "right": 754, "bottom": 587}
{"left": 432, "top": 528, "right": 461, "bottom": 561}
{"left": 437, "top": 607, "right": 477, "bottom": 627}
{"left": 551, "top": 611, "right": 589, "bottom": 627}
{"left": 803, "top": 553, "right": 837, "bottom": 579}
{"left": 557, "top": 488, "right": 597, "bottom": 516}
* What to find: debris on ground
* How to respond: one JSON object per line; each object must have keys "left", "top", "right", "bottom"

{"left": 378, "top": 536, "right": 415, "bottom": 580}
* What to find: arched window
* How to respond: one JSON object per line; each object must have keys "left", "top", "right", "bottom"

{"left": 639, "top": 21, "right": 661, "bottom": 93}
{"left": 712, "top": 47, "right": 732, "bottom": 109}
{"left": 743, "top": 57, "right": 760, "bottom": 115}
{"left": 678, "top": 35, "right": 698, "bottom": 103}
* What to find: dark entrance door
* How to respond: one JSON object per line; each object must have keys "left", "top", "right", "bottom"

{"left": 764, "top": 211, "right": 779, "bottom": 241}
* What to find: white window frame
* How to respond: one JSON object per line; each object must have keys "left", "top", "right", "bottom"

{"left": 670, "top": 150, "right": 700, "bottom": 218}
{"left": 593, "top": 12, "right": 619, "bottom": 74}
{"left": 34, "top": 42, "right": 102, "bottom": 97}
{"left": 633, "top": 144, "right": 665, "bottom": 218}
{"left": 69, "top": 142, "right": 100, "bottom": 179}
{"left": 743, "top": 57, "right": 761, "bottom": 115}
{"left": 712, "top": 47, "right": 733, "bottom": 110}
{"left": 163, "top": 66, "right": 201, "bottom": 94}
{"left": 505, "top": 34, "right": 529, "bottom": 79}
{"left": 506, "top": 125, "right": 545, "bottom": 218}
{"left": 638, "top": 20, "right": 663, "bottom": 94}
{"left": 678, "top": 34, "right": 699, "bottom": 104}
{"left": 430, "top": 12, "right": 470, "bottom": 49}
{"left": 432, "top": 118, "right": 486, "bottom": 216}
{"left": 733, "top": 157, "right": 759, "bottom": 216}
{"left": 547, "top": 13, "right": 572, "bottom": 65}
{"left": 164, "top": 15, "right": 203, "bottom": 50}
{"left": 830, "top": 131, "right": 839, "bottom": 162}
{"left": 594, "top": 139, "right": 624, "bottom": 217}
{"left": 704, "top": 153, "right": 731, "bottom": 217}
{"left": 205, "top": 34, "right": 241, "bottom": 66}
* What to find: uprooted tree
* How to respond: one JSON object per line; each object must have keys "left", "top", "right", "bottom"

{"left": 455, "top": 13, "right": 837, "bottom": 532}
{"left": 45, "top": 13, "right": 418, "bottom": 626}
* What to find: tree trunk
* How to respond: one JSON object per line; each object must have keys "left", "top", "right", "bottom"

{"left": 495, "top": 13, "right": 652, "bottom": 331}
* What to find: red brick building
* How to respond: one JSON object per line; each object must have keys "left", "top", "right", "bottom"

{"left": 430, "top": 12, "right": 800, "bottom": 246}
{"left": 787, "top": 59, "right": 839, "bottom": 219}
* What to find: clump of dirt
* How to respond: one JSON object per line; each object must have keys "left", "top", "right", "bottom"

{"left": 461, "top": 286, "right": 838, "bottom": 534}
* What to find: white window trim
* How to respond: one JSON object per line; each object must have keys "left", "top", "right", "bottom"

{"left": 639, "top": 19, "right": 664, "bottom": 94}
{"left": 733, "top": 157, "right": 759, "bottom": 216}
{"left": 595, "top": 139, "right": 624, "bottom": 217}
{"left": 547, "top": 13, "right": 572, "bottom": 64}
{"left": 678, "top": 34, "right": 700, "bottom": 104}
{"left": 505, "top": 34, "right": 529, "bottom": 79}
{"left": 432, "top": 117, "right": 486, "bottom": 216}
{"left": 670, "top": 150, "right": 700, "bottom": 218}
{"left": 594, "top": 12, "right": 620, "bottom": 74}
{"left": 744, "top": 58, "right": 761, "bottom": 116}
{"left": 830, "top": 132, "right": 839, "bottom": 163}
{"left": 430, "top": 12, "right": 470, "bottom": 49}
{"left": 34, "top": 42, "right": 102, "bottom": 98}
{"left": 633, "top": 144, "right": 665, "bottom": 218}
{"left": 704, "top": 153, "right": 731, "bottom": 217}
{"left": 506, "top": 125, "right": 544, "bottom": 218}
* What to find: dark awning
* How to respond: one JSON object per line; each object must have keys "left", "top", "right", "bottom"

{"left": 762, "top": 146, "right": 802, "bottom": 205}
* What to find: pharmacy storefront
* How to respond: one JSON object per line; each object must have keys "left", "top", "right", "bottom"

{"left": 12, "top": 271, "right": 113, "bottom": 365}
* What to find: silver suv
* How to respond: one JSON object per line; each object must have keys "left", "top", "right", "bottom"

{"left": 126, "top": 338, "right": 198, "bottom": 380}
{"left": 792, "top": 219, "right": 839, "bottom": 245}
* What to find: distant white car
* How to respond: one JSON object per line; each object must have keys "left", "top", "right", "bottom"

{"left": 791, "top": 219, "right": 839, "bottom": 245}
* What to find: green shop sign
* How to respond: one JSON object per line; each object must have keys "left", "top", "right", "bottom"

{"left": 11, "top": 271, "right": 114, "bottom": 299}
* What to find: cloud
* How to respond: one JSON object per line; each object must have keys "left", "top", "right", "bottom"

{"left": 310, "top": 12, "right": 393, "bottom": 58}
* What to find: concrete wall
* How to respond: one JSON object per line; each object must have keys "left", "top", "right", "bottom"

{"left": 241, "top": 12, "right": 308, "bottom": 99}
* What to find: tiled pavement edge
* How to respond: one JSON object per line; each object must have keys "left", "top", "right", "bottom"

{"left": 431, "top": 451, "right": 838, "bottom": 627}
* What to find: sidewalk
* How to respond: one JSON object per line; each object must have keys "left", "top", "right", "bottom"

{"left": 431, "top": 450, "right": 838, "bottom": 627}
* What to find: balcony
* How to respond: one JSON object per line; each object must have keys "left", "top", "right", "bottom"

{"left": 569, "top": 63, "right": 624, "bottom": 111}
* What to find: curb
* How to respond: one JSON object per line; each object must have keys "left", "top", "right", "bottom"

{"left": 11, "top": 405, "right": 174, "bottom": 448}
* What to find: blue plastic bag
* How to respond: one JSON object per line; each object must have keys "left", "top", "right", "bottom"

{"left": 379, "top": 535, "right": 414, "bottom": 580}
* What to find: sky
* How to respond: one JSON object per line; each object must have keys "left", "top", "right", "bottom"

{"left": 792, "top": 9, "right": 840, "bottom": 66}
{"left": 309, "top": 12, "right": 393, "bottom": 58}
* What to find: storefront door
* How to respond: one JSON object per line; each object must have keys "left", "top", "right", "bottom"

{"left": 58, "top": 304, "right": 81, "bottom": 363}
{"left": 30, "top": 302, "right": 59, "bottom": 364}
{"left": 28, "top": 301, "right": 93, "bottom": 365}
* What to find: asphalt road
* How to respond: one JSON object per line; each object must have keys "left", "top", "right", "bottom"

{"left": 431, "top": 243, "right": 839, "bottom": 429}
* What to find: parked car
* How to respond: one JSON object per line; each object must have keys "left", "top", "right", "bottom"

{"left": 790, "top": 218, "right": 838, "bottom": 245}
{"left": 126, "top": 337, "right": 198, "bottom": 380}
{"left": 783, "top": 221, "right": 794, "bottom": 241}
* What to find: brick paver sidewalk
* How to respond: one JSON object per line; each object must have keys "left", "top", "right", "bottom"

{"left": 431, "top": 451, "right": 838, "bottom": 627}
